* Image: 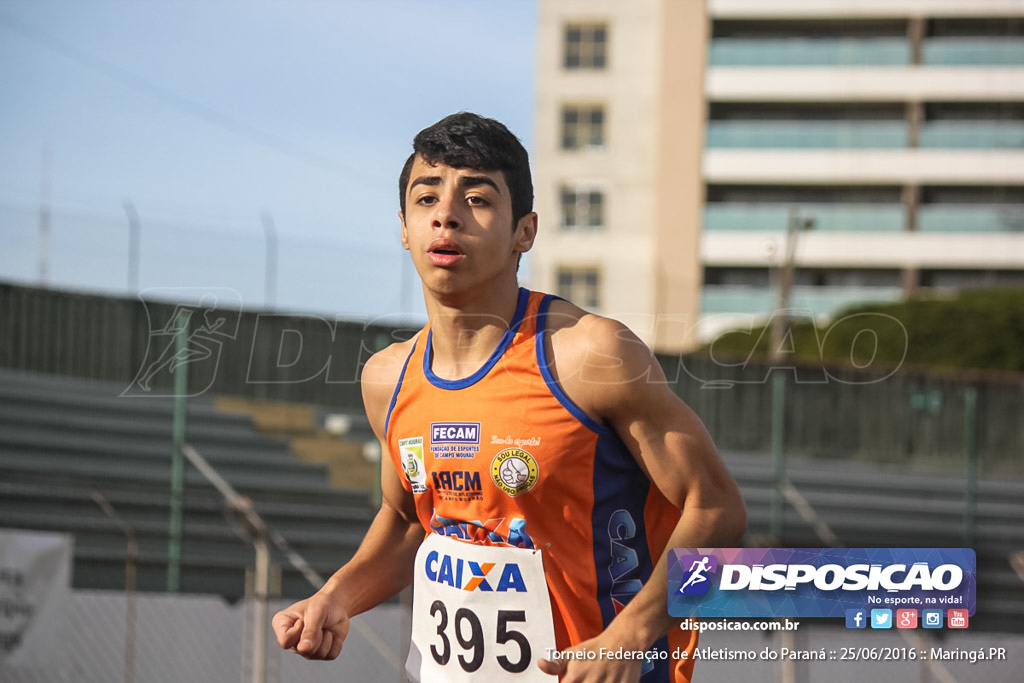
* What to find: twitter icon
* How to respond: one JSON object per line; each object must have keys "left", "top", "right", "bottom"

{"left": 870, "top": 609, "right": 893, "bottom": 629}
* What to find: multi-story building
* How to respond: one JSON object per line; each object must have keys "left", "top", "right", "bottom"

{"left": 530, "top": 0, "right": 1024, "bottom": 352}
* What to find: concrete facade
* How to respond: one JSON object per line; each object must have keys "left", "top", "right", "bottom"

{"left": 531, "top": 0, "right": 1024, "bottom": 349}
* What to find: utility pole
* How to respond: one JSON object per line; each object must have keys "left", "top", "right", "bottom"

{"left": 38, "top": 147, "right": 52, "bottom": 286}
{"left": 92, "top": 491, "right": 137, "bottom": 683}
{"left": 185, "top": 445, "right": 278, "bottom": 683}
{"left": 124, "top": 201, "right": 141, "bottom": 293}
{"left": 167, "top": 308, "right": 191, "bottom": 593}
{"left": 261, "top": 211, "right": 277, "bottom": 310}
{"left": 770, "top": 207, "right": 814, "bottom": 362}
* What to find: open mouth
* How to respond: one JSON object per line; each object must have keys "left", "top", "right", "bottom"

{"left": 428, "top": 239, "right": 464, "bottom": 258}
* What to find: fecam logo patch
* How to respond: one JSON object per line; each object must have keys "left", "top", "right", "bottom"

{"left": 430, "top": 421, "right": 480, "bottom": 459}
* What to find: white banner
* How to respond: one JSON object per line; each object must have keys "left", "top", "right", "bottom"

{"left": 0, "top": 529, "right": 74, "bottom": 669}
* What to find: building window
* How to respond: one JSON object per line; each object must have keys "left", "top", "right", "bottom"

{"left": 561, "top": 105, "right": 605, "bottom": 150}
{"left": 564, "top": 23, "right": 608, "bottom": 69}
{"left": 560, "top": 186, "right": 605, "bottom": 231}
{"left": 556, "top": 267, "right": 601, "bottom": 309}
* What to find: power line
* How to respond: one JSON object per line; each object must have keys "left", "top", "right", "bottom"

{"left": 0, "top": 10, "right": 365, "bottom": 179}
{"left": 0, "top": 197, "right": 396, "bottom": 258}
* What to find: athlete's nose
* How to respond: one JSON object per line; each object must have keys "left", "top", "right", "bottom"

{"left": 432, "top": 191, "right": 462, "bottom": 230}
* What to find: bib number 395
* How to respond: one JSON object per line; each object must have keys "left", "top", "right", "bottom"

{"left": 407, "top": 534, "right": 557, "bottom": 682}
{"left": 428, "top": 601, "right": 531, "bottom": 673}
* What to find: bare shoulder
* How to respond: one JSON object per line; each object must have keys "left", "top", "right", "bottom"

{"left": 360, "top": 335, "right": 419, "bottom": 435}
{"left": 544, "top": 298, "right": 665, "bottom": 421}
{"left": 546, "top": 298, "right": 660, "bottom": 379}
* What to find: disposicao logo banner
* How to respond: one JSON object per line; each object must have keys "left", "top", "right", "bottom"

{"left": 667, "top": 548, "right": 976, "bottom": 618}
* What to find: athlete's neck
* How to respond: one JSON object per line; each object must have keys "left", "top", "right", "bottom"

{"left": 423, "top": 284, "right": 523, "bottom": 381}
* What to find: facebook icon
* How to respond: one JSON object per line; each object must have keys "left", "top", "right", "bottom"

{"left": 845, "top": 609, "right": 867, "bottom": 629}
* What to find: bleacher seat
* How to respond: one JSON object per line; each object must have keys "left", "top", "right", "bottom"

{"left": 0, "top": 367, "right": 374, "bottom": 601}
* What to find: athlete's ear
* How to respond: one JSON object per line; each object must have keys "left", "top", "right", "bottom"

{"left": 399, "top": 210, "right": 410, "bottom": 250}
{"left": 514, "top": 212, "right": 538, "bottom": 254}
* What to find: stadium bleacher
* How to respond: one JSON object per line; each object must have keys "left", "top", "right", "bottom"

{"left": 0, "top": 366, "right": 374, "bottom": 601}
{"left": 1, "top": 366, "right": 1021, "bottom": 635}
{"left": 729, "top": 451, "right": 1024, "bottom": 634}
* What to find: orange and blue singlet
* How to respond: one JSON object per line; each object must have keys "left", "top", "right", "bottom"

{"left": 385, "top": 288, "right": 697, "bottom": 681}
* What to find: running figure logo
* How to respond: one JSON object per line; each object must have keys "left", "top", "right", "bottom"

{"left": 122, "top": 288, "right": 241, "bottom": 397}
{"left": 677, "top": 554, "right": 718, "bottom": 596}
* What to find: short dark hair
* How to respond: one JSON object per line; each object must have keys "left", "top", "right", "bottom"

{"left": 398, "top": 112, "right": 534, "bottom": 226}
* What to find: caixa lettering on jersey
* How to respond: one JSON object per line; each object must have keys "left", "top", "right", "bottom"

{"left": 424, "top": 548, "right": 528, "bottom": 592}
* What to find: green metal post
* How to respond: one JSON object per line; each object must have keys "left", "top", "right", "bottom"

{"left": 770, "top": 372, "right": 787, "bottom": 541}
{"left": 963, "top": 387, "right": 978, "bottom": 548}
{"left": 168, "top": 307, "right": 191, "bottom": 592}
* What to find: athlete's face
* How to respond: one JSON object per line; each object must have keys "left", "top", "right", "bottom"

{"left": 399, "top": 156, "right": 536, "bottom": 296}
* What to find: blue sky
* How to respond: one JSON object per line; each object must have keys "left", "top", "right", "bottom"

{"left": 0, "top": 0, "right": 537, "bottom": 323}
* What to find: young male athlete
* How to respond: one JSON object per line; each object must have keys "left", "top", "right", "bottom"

{"left": 273, "top": 112, "right": 746, "bottom": 682}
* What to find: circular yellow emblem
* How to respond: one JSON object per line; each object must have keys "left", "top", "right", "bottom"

{"left": 490, "top": 448, "right": 539, "bottom": 497}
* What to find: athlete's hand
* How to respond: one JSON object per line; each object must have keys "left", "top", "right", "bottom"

{"left": 272, "top": 593, "right": 350, "bottom": 660}
{"left": 538, "top": 638, "right": 644, "bottom": 682}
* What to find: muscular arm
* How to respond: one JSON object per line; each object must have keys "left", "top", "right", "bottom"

{"left": 601, "top": 320, "right": 746, "bottom": 650}
{"left": 539, "top": 306, "right": 746, "bottom": 679}
{"left": 273, "top": 343, "right": 424, "bottom": 660}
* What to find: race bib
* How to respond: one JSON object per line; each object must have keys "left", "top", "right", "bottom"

{"left": 406, "top": 534, "right": 557, "bottom": 682}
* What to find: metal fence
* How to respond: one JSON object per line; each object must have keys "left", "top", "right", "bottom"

{"left": 0, "top": 281, "right": 416, "bottom": 411}
{"left": 3, "top": 589, "right": 1021, "bottom": 683}
{"left": 3, "top": 280, "right": 1024, "bottom": 682}
{"left": 663, "top": 355, "right": 1024, "bottom": 477}
{"left": 0, "top": 590, "right": 406, "bottom": 683}
{"left": 3, "top": 281, "right": 1022, "bottom": 473}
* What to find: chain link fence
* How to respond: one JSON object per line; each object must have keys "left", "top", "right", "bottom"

{"left": 3, "top": 588, "right": 1021, "bottom": 683}
{"left": 2, "top": 282, "right": 1023, "bottom": 682}
{"left": 0, "top": 589, "right": 406, "bottom": 683}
